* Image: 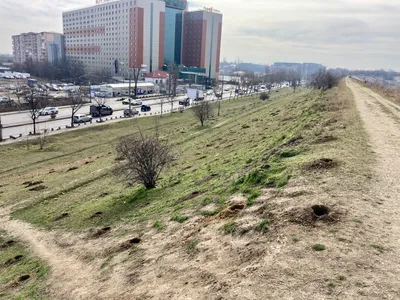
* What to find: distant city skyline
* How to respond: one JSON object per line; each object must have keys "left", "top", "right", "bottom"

{"left": 1, "top": 0, "right": 399, "bottom": 70}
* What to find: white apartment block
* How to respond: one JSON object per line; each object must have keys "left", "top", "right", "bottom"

{"left": 12, "top": 32, "right": 65, "bottom": 64}
{"left": 62, "top": 0, "right": 165, "bottom": 76}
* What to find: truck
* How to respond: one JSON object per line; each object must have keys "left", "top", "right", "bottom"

{"left": 186, "top": 88, "right": 204, "bottom": 101}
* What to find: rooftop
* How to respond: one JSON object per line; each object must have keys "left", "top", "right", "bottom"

{"left": 144, "top": 71, "right": 169, "bottom": 79}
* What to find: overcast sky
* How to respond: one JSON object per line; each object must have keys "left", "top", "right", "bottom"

{"left": 1, "top": 0, "right": 399, "bottom": 70}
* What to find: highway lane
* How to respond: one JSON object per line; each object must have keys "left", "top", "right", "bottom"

{"left": 1, "top": 94, "right": 189, "bottom": 126}
{"left": 2, "top": 91, "right": 237, "bottom": 138}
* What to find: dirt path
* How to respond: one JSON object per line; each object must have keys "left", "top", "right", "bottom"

{"left": 346, "top": 79, "right": 400, "bottom": 298}
{"left": 0, "top": 210, "right": 128, "bottom": 300}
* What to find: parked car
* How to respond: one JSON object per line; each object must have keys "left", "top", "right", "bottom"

{"left": 206, "top": 90, "right": 214, "bottom": 95}
{"left": 123, "top": 108, "right": 139, "bottom": 117}
{"left": 141, "top": 105, "right": 151, "bottom": 112}
{"left": 73, "top": 114, "right": 92, "bottom": 123}
{"left": 117, "top": 97, "right": 126, "bottom": 101}
{"left": 215, "top": 92, "right": 223, "bottom": 99}
{"left": 39, "top": 107, "right": 59, "bottom": 116}
{"left": 122, "top": 98, "right": 142, "bottom": 106}
{"left": 0, "top": 97, "right": 11, "bottom": 103}
{"left": 90, "top": 104, "right": 113, "bottom": 117}
{"left": 178, "top": 98, "right": 191, "bottom": 106}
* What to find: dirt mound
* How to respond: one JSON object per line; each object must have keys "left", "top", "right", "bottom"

{"left": 3, "top": 255, "right": 24, "bottom": 267}
{"left": 90, "top": 227, "right": 111, "bottom": 238}
{"left": 304, "top": 158, "right": 338, "bottom": 170}
{"left": 118, "top": 238, "right": 141, "bottom": 251}
{"left": 0, "top": 240, "right": 15, "bottom": 249}
{"left": 29, "top": 185, "right": 47, "bottom": 191}
{"left": 88, "top": 212, "right": 103, "bottom": 219}
{"left": 179, "top": 191, "right": 203, "bottom": 202}
{"left": 23, "top": 180, "right": 44, "bottom": 187}
{"left": 283, "top": 205, "right": 340, "bottom": 226}
{"left": 218, "top": 203, "right": 246, "bottom": 219}
{"left": 314, "top": 135, "right": 338, "bottom": 144}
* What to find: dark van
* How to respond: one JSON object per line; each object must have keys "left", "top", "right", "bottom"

{"left": 179, "top": 98, "right": 190, "bottom": 106}
{"left": 90, "top": 104, "right": 113, "bottom": 117}
{"left": 141, "top": 105, "right": 151, "bottom": 112}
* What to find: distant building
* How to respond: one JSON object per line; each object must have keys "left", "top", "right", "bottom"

{"left": 302, "top": 63, "right": 324, "bottom": 79}
{"left": 271, "top": 62, "right": 302, "bottom": 74}
{"left": 163, "top": 0, "right": 187, "bottom": 64}
{"left": 62, "top": 0, "right": 165, "bottom": 75}
{"left": 12, "top": 32, "right": 65, "bottom": 64}
{"left": 271, "top": 62, "right": 325, "bottom": 79}
{"left": 182, "top": 9, "right": 223, "bottom": 80}
{"left": 144, "top": 70, "right": 169, "bottom": 84}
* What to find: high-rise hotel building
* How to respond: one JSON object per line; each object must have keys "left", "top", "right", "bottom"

{"left": 62, "top": 0, "right": 222, "bottom": 78}
{"left": 62, "top": 0, "right": 165, "bottom": 74}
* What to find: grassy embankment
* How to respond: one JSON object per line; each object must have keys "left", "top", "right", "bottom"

{"left": 0, "top": 231, "right": 49, "bottom": 299}
{"left": 0, "top": 82, "right": 369, "bottom": 235}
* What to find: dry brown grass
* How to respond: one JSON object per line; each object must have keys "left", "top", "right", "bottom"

{"left": 360, "top": 81, "right": 400, "bottom": 105}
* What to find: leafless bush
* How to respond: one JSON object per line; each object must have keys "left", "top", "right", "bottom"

{"left": 192, "top": 101, "right": 213, "bottom": 126}
{"left": 259, "top": 92, "right": 269, "bottom": 101}
{"left": 116, "top": 134, "right": 172, "bottom": 189}
{"left": 308, "top": 69, "right": 340, "bottom": 90}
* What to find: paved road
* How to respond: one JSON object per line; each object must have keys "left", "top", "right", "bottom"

{"left": 1, "top": 91, "right": 238, "bottom": 138}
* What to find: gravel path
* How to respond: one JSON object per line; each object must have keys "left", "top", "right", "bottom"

{"left": 346, "top": 79, "right": 400, "bottom": 298}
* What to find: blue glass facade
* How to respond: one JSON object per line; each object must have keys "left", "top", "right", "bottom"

{"left": 164, "top": 7, "right": 183, "bottom": 64}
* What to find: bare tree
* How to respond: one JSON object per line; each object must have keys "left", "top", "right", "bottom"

{"left": 92, "top": 97, "right": 107, "bottom": 122}
{"left": 157, "top": 82, "right": 168, "bottom": 117}
{"left": 38, "top": 128, "right": 49, "bottom": 150}
{"left": 192, "top": 101, "right": 213, "bottom": 127}
{"left": 68, "top": 92, "right": 86, "bottom": 127}
{"left": 116, "top": 133, "right": 172, "bottom": 189}
{"left": 129, "top": 67, "right": 141, "bottom": 113}
{"left": 167, "top": 62, "right": 181, "bottom": 112}
{"left": 26, "top": 89, "right": 49, "bottom": 135}
{"left": 213, "top": 78, "right": 223, "bottom": 116}
{"left": 288, "top": 71, "right": 301, "bottom": 93}
{"left": 308, "top": 68, "right": 340, "bottom": 90}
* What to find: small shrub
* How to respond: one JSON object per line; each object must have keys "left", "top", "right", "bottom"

{"left": 337, "top": 275, "right": 346, "bottom": 281}
{"left": 327, "top": 282, "right": 336, "bottom": 288}
{"left": 201, "top": 196, "right": 212, "bottom": 206}
{"left": 247, "top": 189, "right": 261, "bottom": 206}
{"left": 371, "top": 244, "right": 385, "bottom": 253}
{"left": 153, "top": 220, "right": 163, "bottom": 231}
{"left": 291, "top": 235, "right": 299, "bottom": 243}
{"left": 222, "top": 221, "right": 237, "bottom": 235}
{"left": 312, "top": 243, "right": 326, "bottom": 251}
{"left": 259, "top": 92, "right": 269, "bottom": 101}
{"left": 186, "top": 239, "right": 200, "bottom": 254}
{"left": 254, "top": 219, "right": 270, "bottom": 233}
{"left": 171, "top": 214, "right": 189, "bottom": 223}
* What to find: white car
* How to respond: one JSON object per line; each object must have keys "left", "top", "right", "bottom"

{"left": 73, "top": 114, "right": 92, "bottom": 123}
{"left": 0, "top": 97, "right": 11, "bottom": 103}
{"left": 206, "top": 90, "right": 214, "bottom": 95}
{"left": 122, "top": 98, "right": 142, "bottom": 106}
{"left": 39, "top": 107, "right": 59, "bottom": 116}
